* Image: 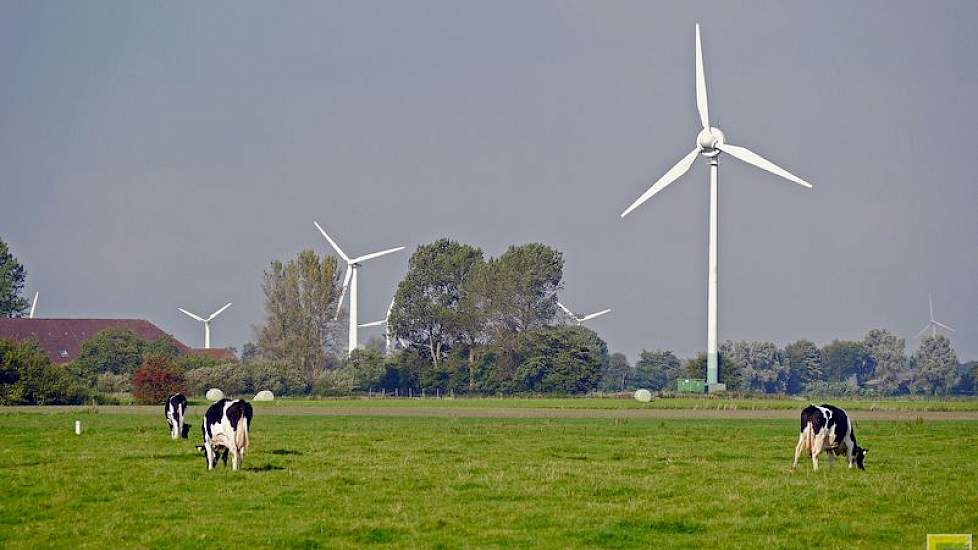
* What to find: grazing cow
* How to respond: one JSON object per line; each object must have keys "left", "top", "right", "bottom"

{"left": 164, "top": 393, "right": 189, "bottom": 440}
{"left": 792, "top": 403, "right": 868, "bottom": 471}
{"left": 199, "top": 398, "right": 253, "bottom": 471}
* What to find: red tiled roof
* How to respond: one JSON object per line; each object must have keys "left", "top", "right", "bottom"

{"left": 0, "top": 318, "right": 190, "bottom": 363}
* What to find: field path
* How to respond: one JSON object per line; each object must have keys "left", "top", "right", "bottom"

{"left": 4, "top": 405, "right": 978, "bottom": 421}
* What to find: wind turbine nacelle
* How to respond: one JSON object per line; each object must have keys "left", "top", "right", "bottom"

{"left": 697, "top": 127, "right": 725, "bottom": 155}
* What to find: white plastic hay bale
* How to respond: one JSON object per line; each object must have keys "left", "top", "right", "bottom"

{"left": 633, "top": 389, "right": 652, "bottom": 403}
{"left": 253, "top": 390, "right": 274, "bottom": 402}
{"left": 205, "top": 388, "right": 225, "bottom": 402}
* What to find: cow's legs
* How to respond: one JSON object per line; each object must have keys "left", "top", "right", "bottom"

{"left": 204, "top": 442, "right": 215, "bottom": 470}
{"left": 846, "top": 443, "right": 855, "bottom": 469}
{"left": 792, "top": 431, "right": 807, "bottom": 469}
{"left": 231, "top": 447, "right": 240, "bottom": 471}
{"left": 811, "top": 433, "right": 826, "bottom": 471}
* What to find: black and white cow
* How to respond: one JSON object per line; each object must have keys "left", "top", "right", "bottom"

{"left": 199, "top": 398, "right": 253, "bottom": 471}
{"left": 792, "top": 403, "right": 868, "bottom": 471}
{"left": 164, "top": 393, "right": 189, "bottom": 440}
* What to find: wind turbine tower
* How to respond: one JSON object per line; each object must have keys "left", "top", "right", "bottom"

{"left": 359, "top": 296, "right": 396, "bottom": 355}
{"left": 178, "top": 302, "right": 232, "bottom": 349}
{"left": 314, "top": 222, "right": 404, "bottom": 356}
{"left": 29, "top": 292, "right": 38, "bottom": 318}
{"left": 621, "top": 24, "right": 813, "bottom": 391}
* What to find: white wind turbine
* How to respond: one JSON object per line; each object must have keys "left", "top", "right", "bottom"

{"left": 621, "top": 24, "right": 813, "bottom": 390}
{"left": 314, "top": 221, "right": 405, "bottom": 356}
{"left": 557, "top": 302, "right": 611, "bottom": 326}
{"left": 359, "top": 296, "right": 396, "bottom": 355}
{"left": 29, "top": 292, "right": 38, "bottom": 318}
{"left": 916, "top": 294, "right": 955, "bottom": 339}
{"left": 177, "top": 302, "right": 232, "bottom": 349}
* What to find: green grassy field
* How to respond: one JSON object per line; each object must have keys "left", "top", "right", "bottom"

{"left": 1, "top": 406, "right": 976, "bottom": 548}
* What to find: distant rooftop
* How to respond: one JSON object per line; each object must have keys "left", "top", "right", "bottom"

{"left": 0, "top": 318, "right": 235, "bottom": 364}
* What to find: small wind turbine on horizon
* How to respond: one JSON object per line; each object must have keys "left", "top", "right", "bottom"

{"left": 916, "top": 294, "right": 955, "bottom": 339}
{"left": 557, "top": 302, "right": 611, "bottom": 326}
{"left": 621, "top": 24, "right": 813, "bottom": 390}
{"left": 359, "top": 296, "right": 396, "bottom": 355}
{"left": 314, "top": 221, "right": 405, "bottom": 356}
{"left": 178, "top": 302, "right": 232, "bottom": 349}
{"left": 29, "top": 292, "right": 38, "bottom": 318}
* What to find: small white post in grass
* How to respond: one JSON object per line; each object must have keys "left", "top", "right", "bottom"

{"left": 74, "top": 420, "right": 81, "bottom": 435}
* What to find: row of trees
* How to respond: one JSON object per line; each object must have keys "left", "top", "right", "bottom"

{"left": 609, "top": 330, "right": 974, "bottom": 396}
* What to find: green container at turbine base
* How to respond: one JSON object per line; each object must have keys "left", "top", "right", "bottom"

{"left": 677, "top": 378, "right": 707, "bottom": 393}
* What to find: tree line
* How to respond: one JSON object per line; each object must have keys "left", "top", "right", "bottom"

{"left": 1, "top": 235, "right": 975, "bottom": 400}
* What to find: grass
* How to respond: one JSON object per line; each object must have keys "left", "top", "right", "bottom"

{"left": 246, "top": 394, "right": 978, "bottom": 412}
{"left": 1, "top": 407, "right": 976, "bottom": 548}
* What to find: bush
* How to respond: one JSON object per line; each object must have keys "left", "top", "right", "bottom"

{"left": 185, "top": 363, "right": 248, "bottom": 397}
{"left": 313, "top": 368, "right": 357, "bottom": 396}
{"left": 132, "top": 356, "right": 186, "bottom": 405}
{"left": 0, "top": 339, "right": 89, "bottom": 405}
{"left": 96, "top": 373, "right": 131, "bottom": 394}
{"left": 247, "top": 360, "right": 309, "bottom": 396}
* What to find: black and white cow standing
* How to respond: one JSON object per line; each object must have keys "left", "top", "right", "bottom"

{"left": 792, "top": 403, "right": 868, "bottom": 471}
{"left": 164, "top": 393, "right": 189, "bottom": 440}
{"left": 200, "top": 398, "right": 253, "bottom": 471}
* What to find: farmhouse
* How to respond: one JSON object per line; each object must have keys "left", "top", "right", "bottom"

{"left": 0, "top": 318, "right": 235, "bottom": 363}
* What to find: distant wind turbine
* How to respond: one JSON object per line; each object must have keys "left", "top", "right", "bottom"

{"left": 29, "top": 292, "right": 38, "bottom": 318}
{"left": 314, "top": 221, "right": 405, "bottom": 356}
{"left": 359, "top": 296, "right": 396, "bottom": 355}
{"left": 916, "top": 294, "right": 955, "bottom": 339}
{"left": 557, "top": 302, "right": 611, "bottom": 326}
{"left": 620, "top": 24, "right": 813, "bottom": 390}
{"left": 178, "top": 302, "right": 232, "bottom": 349}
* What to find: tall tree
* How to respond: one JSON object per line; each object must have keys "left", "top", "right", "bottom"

{"left": 820, "top": 340, "right": 870, "bottom": 385}
{"left": 256, "top": 249, "right": 342, "bottom": 378}
{"left": 862, "top": 329, "right": 907, "bottom": 395}
{"left": 784, "top": 339, "right": 822, "bottom": 394}
{"left": 910, "top": 335, "right": 958, "bottom": 395}
{"left": 466, "top": 243, "right": 563, "bottom": 341}
{"left": 726, "top": 341, "right": 789, "bottom": 393}
{"left": 599, "top": 352, "right": 631, "bottom": 392}
{"left": 0, "top": 237, "right": 29, "bottom": 317}
{"left": 632, "top": 350, "right": 682, "bottom": 391}
{"left": 389, "top": 239, "right": 484, "bottom": 371}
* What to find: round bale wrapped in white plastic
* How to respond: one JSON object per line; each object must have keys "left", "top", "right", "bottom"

{"left": 633, "top": 388, "right": 652, "bottom": 403}
{"left": 253, "top": 390, "right": 274, "bottom": 402}
{"left": 205, "top": 388, "right": 224, "bottom": 402}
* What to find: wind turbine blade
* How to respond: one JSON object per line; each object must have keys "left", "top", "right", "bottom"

{"left": 557, "top": 302, "right": 575, "bottom": 317}
{"left": 313, "top": 221, "right": 350, "bottom": 263}
{"left": 351, "top": 246, "right": 405, "bottom": 264}
{"left": 30, "top": 292, "right": 38, "bottom": 318}
{"left": 717, "top": 143, "right": 813, "bottom": 188}
{"left": 915, "top": 323, "right": 932, "bottom": 339}
{"left": 178, "top": 308, "right": 206, "bottom": 322}
{"left": 386, "top": 297, "right": 395, "bottom": 319}
{"left": 695, "top": 23, "right": 710, "bottom": 129}
{"left": 207, "top": 302, "right": 232, "bottom": 321}
{"left": 621, "top": 147, "right": 700, "bottom": 218}
{"left": 933, "top": 320, "right": 955, "bottom": 332}
{"left": 580, "top": 309, "right": 612, "bottom": 322}
{"left": 334, "top": 267, "right": 352, "bottom": 320}
{"left": 359, "top": 320, "right": 386, "bottom": 327}
{"left": 929, "top": 294, "right": 934, "bottom": 321}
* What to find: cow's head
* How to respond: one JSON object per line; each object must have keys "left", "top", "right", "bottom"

{"left": 181, "top": 424, "right": 190, "bottom": 439}
{"left": 853, "top": 446, "right": 868, "bottom": 470}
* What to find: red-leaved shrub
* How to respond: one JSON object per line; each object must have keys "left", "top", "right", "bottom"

{"left": 132, "top": 356, "right": 186, "bottom": 404}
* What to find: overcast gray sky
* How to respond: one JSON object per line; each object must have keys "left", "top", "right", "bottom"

{"left": 2, "top": 1, "right": 976, "bottom": 361}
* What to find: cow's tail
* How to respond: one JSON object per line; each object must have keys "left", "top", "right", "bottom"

{"left": 235, "top": 416, "right": 249, "bottom": 451}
